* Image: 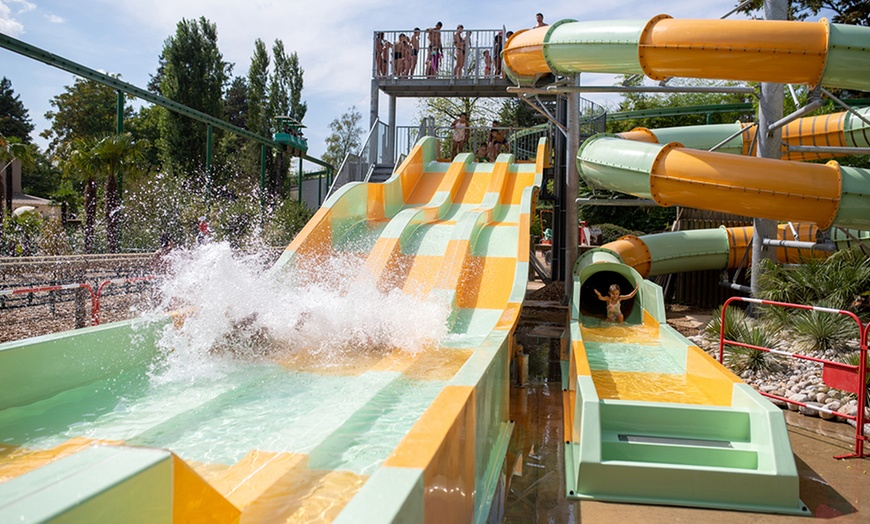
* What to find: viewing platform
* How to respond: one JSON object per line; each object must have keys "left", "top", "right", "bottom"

{"left": 372, "top": 28, "right": 522, "bottom": 98}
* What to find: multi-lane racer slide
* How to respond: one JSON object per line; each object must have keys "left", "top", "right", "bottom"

{"left": 504, "top": 15, "right": 870, "bottom": 513}
{"left": 0, "top": 139, "right": 544, "bottom": 521}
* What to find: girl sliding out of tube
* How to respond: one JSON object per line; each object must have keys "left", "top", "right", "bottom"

{"left": 595, "top": 283, "right": 638, "bottom": 323}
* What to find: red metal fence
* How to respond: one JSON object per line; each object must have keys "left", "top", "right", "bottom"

{"left": 718, "top": 296, "right": 868, "bottom": 460}
{"left": 1, "top": 276, "right": 154, "bottom": 326}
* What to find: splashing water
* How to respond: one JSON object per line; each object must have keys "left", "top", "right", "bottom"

{"left": 146, "top": 242, "right": 451, "bottom": 384}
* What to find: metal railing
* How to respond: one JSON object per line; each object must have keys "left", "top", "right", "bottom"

{"left": 327, "top": 119, "right": 390, "bottom": 198}
{"left": 395, "top": 124, "right": 552, "bottom": 161}
{"left": 1, "top": 276, "right": 155, "bottom": 326}
{"left": 718, "top": 296, "right": 868, "bottom": 460}
{"left": 373, "top": 28, "right": 507, "bottom": 81}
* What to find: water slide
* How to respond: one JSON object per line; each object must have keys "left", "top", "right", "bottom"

{"left": 502, "top": 15, "right": 870, "bottom": 513}
{"left": 0, "top": 138, "right": 544, "bottom": 521}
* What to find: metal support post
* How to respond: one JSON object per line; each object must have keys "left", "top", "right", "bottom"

{"left": 388, "top": 94, "right": 397, "bottom": 163}
{"left": 551, "top": 96, "right": 567, "bottom": 283}
{"left": 298, "top": 156, "right": 303, "bottom": 204}
{"left": 260, "top": 144, "right": 267, "bottom": 212}
{"left": 564, "top": 75, "right": 581, "bottom": 302}
{"left": 205, "top": 124, "right": 213, "bottom": 208}
{"left": 751, "top": 0, "right": 787, "bottom": 297}
{"left": 369, "top": 79, "right": 380, "bottom": 164}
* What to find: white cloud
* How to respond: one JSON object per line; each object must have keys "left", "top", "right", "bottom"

{"left": 45, "top": 13, "right": 63, "bottom": 24}
{"left": 0, "top": 2, "right": 25, "bottom": 36}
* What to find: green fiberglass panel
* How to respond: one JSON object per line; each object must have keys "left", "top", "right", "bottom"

{"left": 650, "top": 123, "right": 746, "bottom": 154}
{"left": 584, "top": 341, "right": 686, "bottom": 374}
{"left": 545, "top": 20, "right": 646, "bottom": 75}
{"left": 577, "top": 136, "right": 659, "bottom": 199}
{"left": 834, "top": 166, "right": 870, "bottom": 229}
{"left": 403, "top": 223, "right": 454, "bottom": 256}
{"left": 643, "top": 228, "right": 731, "bottom": 277}
{"left": 843, "top": 107, "right": 870, "bottom": 148}
{"left": 472, "top": 226, "right": 519, "bottom": 257}
{"left": 0, "top": 446, "right": 173, "bottom": 524}
{"left": 0, "top": 318, "right": 166, "bottom": 411}
{"left": 822, "top": 23, "right": 870, "bottom": 91}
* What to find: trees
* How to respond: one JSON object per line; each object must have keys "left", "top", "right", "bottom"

{"left": 322, "top": 107, "right": 363, "bottom": 169}
{"left": 64, "top": 133, "right": 145, "bottom": 253}
{"left": 736, "top": 0, "right": 868, "bottom": 25}
{"left": 0, "top": 134, "right": 37, "bottom": 221}
{"left": 265, "top": 40, "right": 307, "bottom": 197}
{"left": 157, "top": 16, "right": 231, "bottom": 175}
{"left": 42, "top": 77, "right": 131, "bottom": 158}
{"left": 0, "top": 77, "right": 34, "bottom": 143}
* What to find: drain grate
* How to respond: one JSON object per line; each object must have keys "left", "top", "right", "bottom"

{"left": 618, "top": 434, "right": 733, "bottom": 448}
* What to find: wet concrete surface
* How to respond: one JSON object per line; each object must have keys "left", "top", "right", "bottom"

{"left": 505, "top": 381, "right": 869, "bottom": 523}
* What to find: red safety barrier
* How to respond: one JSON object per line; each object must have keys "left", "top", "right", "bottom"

{"left": 719, "top": 296, "right": 868, "bottom": 460}
{"left": 0, "top": 283, "right": 97, "bottom": 323}
{"left": 1, "top": 277, "right": 155, "bottom": 327}
{"left": 93, "top": 277, "right": 155, "bottom": 325}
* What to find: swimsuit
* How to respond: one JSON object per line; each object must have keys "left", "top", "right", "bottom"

{"left": 606, "top": 300, "right": 621, "bottom": 321}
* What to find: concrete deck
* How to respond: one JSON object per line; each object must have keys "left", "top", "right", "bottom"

{"left": 505, "top": 381, "right": 868, "bottom": 522}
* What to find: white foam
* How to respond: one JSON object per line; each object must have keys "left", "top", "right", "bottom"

{"left": 148, "top": 242, "right": 450, "bottom": 383}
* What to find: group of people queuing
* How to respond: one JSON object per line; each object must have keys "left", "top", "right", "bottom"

{"left": 450, "top": 113, "right": 512, "bottom": 162}
{"left": 376, "top": 30, "right": 422, "bottom": 78}
{"left": 375, "top": 13, "right": 548, "bottom": 79}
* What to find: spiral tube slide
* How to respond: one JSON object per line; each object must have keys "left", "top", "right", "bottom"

{"left": 503, "top": 16, "right": 870, "bottom": 91}
{"left": 619, "top": 107, "right": 870, "bottom": 162}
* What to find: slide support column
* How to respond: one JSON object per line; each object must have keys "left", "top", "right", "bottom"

{"left": 751, "top": 0, "right": 786, "bottom": 296}
{"left": 565, "top": 75, "right": 581, "bottom": 302}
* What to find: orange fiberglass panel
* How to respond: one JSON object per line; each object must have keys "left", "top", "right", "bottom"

{"left": 782, "top": 112, "right": 848, "bottom": 161}
{"left": 501, "top": 172, "right": 539, "bottom": 206}
{"left": 384, "top": 385, "right": 476, "bottom": 523}
{"left": 590, "top": 370, "right": 733, "bottom": 406}
{"left": 453, "top": 168, "right": 493, "bottom": 205}
{"left": 639, "top": 18, "right": 828, "bottom": 85}
{"left": 398, "top": 145, "right": 428, "bottom": 203}
{"left": 651, "top": 148, "right": 842, "bottom": 228}
{"left": 242, "top": 468, "right": 367, "bottom": 522}
{"left": 287, "top": 207, "right": 331, "bottom": 256}
{"left": 171, "top": 455, "right": 241, "bottom": 523}
{"left": 406, "top": 171, "right": 448, "bottom": 206}
{"left": 502, "top": 28, "right": 548, "bottom": 78}
{"left": 572, "top": 339, "right": 592, "bottom": 378}
{"left": 0, "top": 437, "right": 124, "bottom": 483}
{"left": 604, "top": 235, "right": 652, "bottom": 277}
{"left": 726, "top": 226, "right": 752, "bottom": 270}
{"left": 495, "top": 302, "right": 523, "bottom": 331}
{"left": 455, "top": 256, "right": 516, "bottom": 309}
{"left": 563, "top": 389, "right": 576, "bottom": 444}
{"left": 366, "top": 183, "right": 387, "bottom": 220}
{"left": 401, "top": 254, "right": 446, "bottom": 296}
{"left": 580, "top": 320, "right": 660, "bottom": 345}
{"left": 617, "top": 128, "right": 659, "bottom": 144}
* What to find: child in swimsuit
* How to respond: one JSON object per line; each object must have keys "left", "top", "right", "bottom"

{"left": 595, "top": 283, "right": 638, "bottom": 323}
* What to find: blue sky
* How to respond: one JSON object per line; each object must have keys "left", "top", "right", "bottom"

{"left": 2, "top": 1, "right": 763, "bottom": 159}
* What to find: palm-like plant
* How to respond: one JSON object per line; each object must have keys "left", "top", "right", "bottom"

{"left": 87, "top": 134, "right": 145, "bottom": 252}
{"left": 64, "top": 134, "right": 145, "bottom": 253}
{"left": 0, "top": 134, "right": 37, "bottom": 221}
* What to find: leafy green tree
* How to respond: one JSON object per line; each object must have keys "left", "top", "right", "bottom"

{"left": 0, "top": 77, "right": 35, "bottom": 143}
{"left": 42, "top": 77, "right": 132, "bottom": 158}
{"left": 267, "top": 40, "right": 307, "bottom": 197}
{"left": 322, "top": 107, "right": 363, "bottom": 169}
{"left": 243, "top": 39, "right": 272, "bottom": 182}
{"left": 737, "top": 0, "right": 868, "bottom": 25}
{"left": 125, "top": 104, "right": 164, "bottom": 171}
{"left": 247, "top": 39, "right": 271, "bottom": 138}
{"left": 157, "top": 16, "right": 231, "bottom": 175}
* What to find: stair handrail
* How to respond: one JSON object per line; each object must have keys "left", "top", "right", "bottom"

{"left": 326, "top": 118, "right": 387, "bottom": 198}
{"left": 718, "top": 296, "right": 868, "bottom": 460}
